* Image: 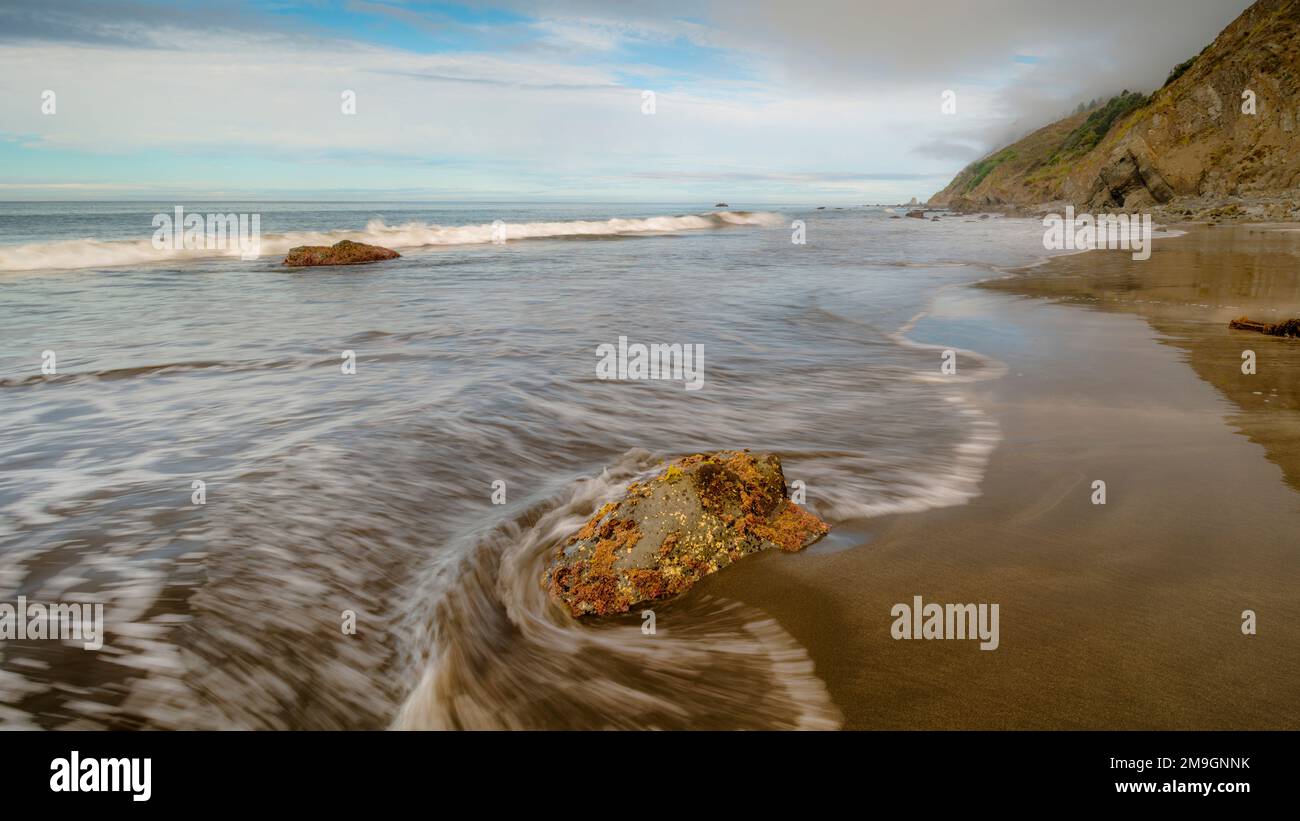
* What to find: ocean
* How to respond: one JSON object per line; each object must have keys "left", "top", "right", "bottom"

{"left": 1, "top": 201, "right": 1069, "bottom": 729}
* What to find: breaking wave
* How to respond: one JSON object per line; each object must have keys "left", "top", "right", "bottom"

{"left": 0, "top": 211, "right": 784, "bottom": 272}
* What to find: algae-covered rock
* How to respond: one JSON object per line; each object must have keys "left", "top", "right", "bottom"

{"left": 283, "top": 239, "right": 400, "bottom": 267}
{"left": 544, "top": 451, "right": 829, "bottom": 617}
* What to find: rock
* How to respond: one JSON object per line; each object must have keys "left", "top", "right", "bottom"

{"left": 905, "top": 210, "right": 926, "bottom": 219}
{"left": 1085, "top": 143, "right": 1175, "bottom": 210}
{"left": 714, "top": 202, "right": 729, "bottom": 207}
{"left": 889, "top": 215, "right": 901, "bottom": 219}
{"left": 543, "top": 451, "right": 829, "bottom": 617}
{"left": 931, "top": 216, "right": 941, "bottom": 221}
{"left": 283, "top": 240, "right": 400, "bottom": 267}
{"left": 1230, "top": 316, "right": 1300, "bottom": 337}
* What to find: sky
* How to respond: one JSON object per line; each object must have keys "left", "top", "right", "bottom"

{"left": 0, "top": 0, "right": 1255, "bottom": 203}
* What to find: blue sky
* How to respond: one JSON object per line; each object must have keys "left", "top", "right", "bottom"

{"left": 0, "top": 0, "right": 1252, "bottom": 202}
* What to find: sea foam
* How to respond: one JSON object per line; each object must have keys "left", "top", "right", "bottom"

{"left": 0, "top": 211, "right": 784, "bottom": 272}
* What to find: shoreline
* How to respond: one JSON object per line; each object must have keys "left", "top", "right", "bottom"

{"left": 700, "top": 223, "right": 1300, "bottom": 729}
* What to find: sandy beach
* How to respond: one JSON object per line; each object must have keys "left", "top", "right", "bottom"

{"left": 701, "top": 224, "right": 1300, "bottom": 729}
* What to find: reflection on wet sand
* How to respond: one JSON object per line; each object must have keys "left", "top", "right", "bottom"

{"left": 984, "top": 225, "right": 1300, "bottom": 492}
{"left": 704, "top": 225, "right": 1300, "bottom": 729}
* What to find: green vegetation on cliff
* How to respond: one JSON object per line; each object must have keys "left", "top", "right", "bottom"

{"left": 962, "top": 149, "right": 1018, "bottom": 192}
{"left": 930, "top": 0, "right": 1300, "bottom": 211}
{"left": 1162, "top": 45, "right": 1208, "bottom": 88}
{"left": 1051, "top": 90, "right": 1150, "bottom": 161}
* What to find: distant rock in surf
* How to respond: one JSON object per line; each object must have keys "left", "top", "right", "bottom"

{"left": 714, "top": 202, "right": 729, "bottom": 207}
{"left": 544, "top": 451, "right": 829, "bottom": 617}
{"left": 283, "top": 240, "right": 400, "bottom": 267}
{"left": 1229, "top": 316, "right": 1300, "bottom": 337}
{"left": 905, "top": 209, "right": 926, "bottom": 219}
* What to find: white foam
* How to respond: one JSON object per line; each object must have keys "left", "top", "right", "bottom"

{"left": 0, "top": 211, "right": 785, "bottom": 272}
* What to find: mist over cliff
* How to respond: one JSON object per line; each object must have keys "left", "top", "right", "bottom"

{"left": 931, "top": 0, "right": 1300, "bottom": 213}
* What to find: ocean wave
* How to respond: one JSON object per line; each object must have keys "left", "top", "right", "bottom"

{"left": 0, "top": 211, "right": 785, "bottom": 272}
{"left": 393, "top": 449, "right": 842, "bottom": 730}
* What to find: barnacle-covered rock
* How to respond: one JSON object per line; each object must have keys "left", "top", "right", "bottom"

{"left": 544, "top": 451, "right": 829, "bottom": 617}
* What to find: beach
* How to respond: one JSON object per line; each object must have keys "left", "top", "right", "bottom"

{"left": 703, "top": 224, "right": 1300, "bottom": 728}
{"left": 6, "top": 2, "right": 1300, "bottom": 808}
{"left": 2, "top": 208, "right": 1298, "bottom": 729}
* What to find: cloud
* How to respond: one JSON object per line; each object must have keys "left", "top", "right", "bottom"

{"left": 0, "top": 0, "right": 1261, "bottom": 199}
{"left": 0, "top": 0, "right": 297, "bottom": 47}
{"left": 492, "top": 0, "right": 1254, "bottom": 147}
{"left": 910, "top": 139, "right": 985, "bottom": 162}
{"left": 629, "top": 170, "right": 934, "bottom": 182}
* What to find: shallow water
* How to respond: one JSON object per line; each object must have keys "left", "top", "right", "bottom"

{"left": 1, "top": 202, "right": 1068, "bottom": 729}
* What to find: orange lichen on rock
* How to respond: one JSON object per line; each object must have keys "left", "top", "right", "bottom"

{"left": 542, "top": 450, "right": 830, "bottom": 617}
{"left": 569, "top": 501, "right": 617, "bottom": 544}
{"left": 750, "top": 499, "right": 831, "bottom": 552}
{"left": 657, "top": 531, "right": 680, "bottom": 558}
{"left": 547, "top": 518, "right": 643, "bottom": 616}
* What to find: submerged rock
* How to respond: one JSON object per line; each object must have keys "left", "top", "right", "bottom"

{"left": 544, "top": 451, "right": 829, "bottom": 617}
{"left": 283, "top": 240, "right": 400, "bottom": 267}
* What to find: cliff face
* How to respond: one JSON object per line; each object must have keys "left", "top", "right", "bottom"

{"left": 931, "top": 0, "right": 1300, "bottom": 212}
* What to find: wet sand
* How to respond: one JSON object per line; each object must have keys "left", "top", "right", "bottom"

{"left": 701, "top": 224, "right": 1300, "bottom": 729}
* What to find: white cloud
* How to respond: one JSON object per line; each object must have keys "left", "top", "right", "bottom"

{"left": 0, "top": 0, "right": 1257, "bottom": 200}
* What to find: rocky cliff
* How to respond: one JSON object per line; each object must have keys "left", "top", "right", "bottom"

{"left": 931, "top": 0, "right": 1300, "bottom": 214}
